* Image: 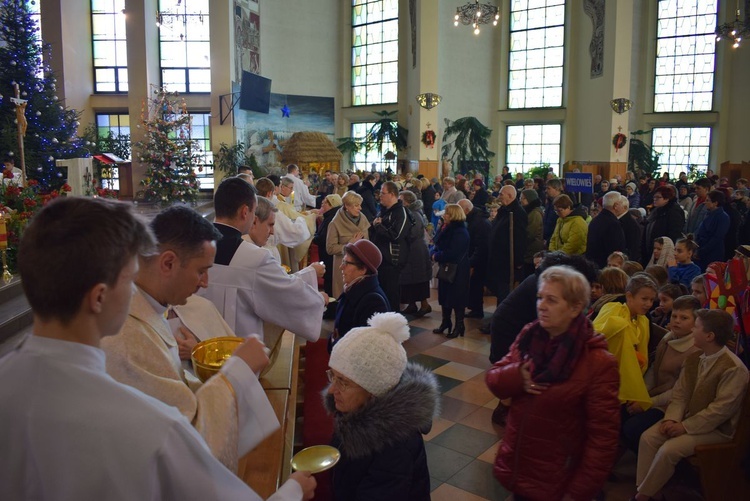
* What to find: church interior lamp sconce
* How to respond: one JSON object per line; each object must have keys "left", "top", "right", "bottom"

{"left": 610, "top": 98, "right": 633, "bottom": 114}
{"left": 416, "top": 93, "right": 442, "bottom": 110}
{"left": 453, "top": 1, "right": 500, "bottom": 35}
{"left": 716, "top": 0, "right": 750, "bottom": 48}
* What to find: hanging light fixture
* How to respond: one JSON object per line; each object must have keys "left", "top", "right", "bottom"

{"left": 416, "top": 93, "right": 442, "bottom": 110}
{"left": 716, "top": 0, "right": 750, "bottom": 48}
{"left": 156, "top": 0, "right": 205, "bottom": 41}
{"left": 610, "top": 98, "right": 633, "bottom": 114}
{"left": 453, "top": 1, "right": 500, "bottom": 36}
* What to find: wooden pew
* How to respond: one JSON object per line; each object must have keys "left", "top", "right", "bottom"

{"left": 237, "top": 330, "right": 300, "bottom": 497}
{"left": 688, "top": 384, "right": 750, "bottom": 501}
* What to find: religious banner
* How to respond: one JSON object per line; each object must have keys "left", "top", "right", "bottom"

{"left": 564, "top": 172, "right": 594, "bottom": 194}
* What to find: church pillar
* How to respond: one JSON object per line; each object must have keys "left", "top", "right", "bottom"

{"left": 209, "top": 0, "right": 235, "bottom": 189}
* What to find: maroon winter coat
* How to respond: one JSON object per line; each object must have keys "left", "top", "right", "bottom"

{"left": 485, "top": 322, "right": 620, "bottom": 501}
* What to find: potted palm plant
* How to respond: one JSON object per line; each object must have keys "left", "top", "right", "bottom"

{"left": 367, "top": 110, "right": 408, "bottom": 157}
{"left": 441, "top": 117, "right": 495, "bottom": 177}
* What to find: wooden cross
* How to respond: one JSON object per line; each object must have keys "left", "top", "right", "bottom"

{"left": 9, "top": 83, "right": 28, "bottom": 186}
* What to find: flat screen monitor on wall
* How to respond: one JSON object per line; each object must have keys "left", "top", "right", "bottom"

{"left": 239, "top": 71, "right": 272, "bottom": 113}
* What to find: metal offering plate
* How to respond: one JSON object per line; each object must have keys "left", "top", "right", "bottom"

{"left": 290, "top": 445, "right": 341, "bottom": 474}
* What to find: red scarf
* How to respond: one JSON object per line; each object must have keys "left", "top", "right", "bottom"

{"left": 517, "top": 314, "right": 591, "bottom": 383}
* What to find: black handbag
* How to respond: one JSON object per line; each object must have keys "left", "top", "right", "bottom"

{"left": 435, "top": 262, "right": 458, "bottom": 283}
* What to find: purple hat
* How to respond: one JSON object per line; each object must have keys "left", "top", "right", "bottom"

{"left": 344, "top": 239, "right": 382, "bottom": 274}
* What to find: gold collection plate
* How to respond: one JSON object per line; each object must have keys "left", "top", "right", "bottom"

{"left": 290, "top": 445, "right": 341, "bottom": 474}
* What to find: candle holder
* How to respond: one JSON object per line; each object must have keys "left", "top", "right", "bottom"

{"left": 1, "top": 249, "right": 11, "bottom": 284}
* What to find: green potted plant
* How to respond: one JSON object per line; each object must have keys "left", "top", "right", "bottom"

{"left": 628, "top": 130, "right": 661, "bottom": 178}
{"left": 440, "top": 117, "right": 495, "bottom": 177}
{"left": 214, "top": 141, "right": 247, "bottom": 179}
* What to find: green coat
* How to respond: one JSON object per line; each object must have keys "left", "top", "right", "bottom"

{"left": 548, "top": 214, "right": 588, "bottom": 255}
{"left": 524, "top": 207, "right": 544, "bottom": 262}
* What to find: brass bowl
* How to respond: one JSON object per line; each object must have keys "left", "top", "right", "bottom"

{"left": 290, "top": 445, "right": 341, "bottom": 474}
{"left": 191, "top": 336, "right": 243, "bottom": 383}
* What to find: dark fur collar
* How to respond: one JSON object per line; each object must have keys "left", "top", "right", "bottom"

{"left": 323, "top": 363, "right": 439, "bottom": 459}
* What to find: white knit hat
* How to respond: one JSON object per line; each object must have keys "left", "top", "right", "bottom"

{"left": 328, "top": 312, "right": 410, "bottom": 396}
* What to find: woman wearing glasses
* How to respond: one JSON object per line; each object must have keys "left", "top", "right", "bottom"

{"left": 643, "top": 186, "right": 685, "bottom": 264}
{"left": 325, "top": 312, "right": 439, "bottom": 501}
{"left": 328, "top": 239, "right": 389, "bottom": 353}
{"left": 548, "top": 194, "right": 588, "bottom": 256}
{"left": 327, "top": 191, "right": 371, "bottom": 298}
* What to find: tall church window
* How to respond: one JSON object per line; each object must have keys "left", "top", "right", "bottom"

{"left": 654, "top": 0, "right": 717, "bottom": 112}
{"left": 351, "top": 0, "right": 398, "bottom": 106}
{"left": 651, "top": 127, "right": 711, "bottom": 177}
{"left": 350, "top": 122, "right": 395, "bottom": 172}
{"left": 158, "top": 0, "right": 210, "bottom": 93}
{"left": 91, "top": 0, "right": 128, "bottom": 93}
{"left": 506, "top": 124, "right": 561, "bottom": 174}
{"left": 508, "top": 0, "right": 565, "bottom": 109}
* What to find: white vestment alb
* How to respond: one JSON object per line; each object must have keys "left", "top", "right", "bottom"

{"left": 0, "top": 335, "right": 303, "bottom": 501}
{"left": 199, "top": 240, "right": 324, "bottom": 342}
{"left": 101, "top": 289, "right": 279, "bottom": 471}
{"left": 283, "top": 173, "right": 317, "bottom": 211}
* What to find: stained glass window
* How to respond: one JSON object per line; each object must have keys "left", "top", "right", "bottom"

{"left": 654, "top": 0, "right": 717, "bottom": 112}
{"left": 506, "top": 124, "right": 561, "bottom": 174}
{"left": 508, "top": 0, "right": 565, "bottom": 109}
{"left": 350, "top": 122, "right": 395, "bottom": 173}
{"left": 351, "top": 0, "right": 398, "bottom": 106}
{"left": 96, "top": 113, "right": 131, "bottom": 190}
{"left": 651, "top": 127, "right": 711, "bottom": 177}
{"left": 91, "top": 0, "right": 128, "bottom": 93}
{"left": 189, "top": 112, "right": 214, "bottom": 190}
{"left": 158, "top": 0, "right": 210, "bottom": 93}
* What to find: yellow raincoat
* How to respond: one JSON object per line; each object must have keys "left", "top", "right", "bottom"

{"left": 593, "top": 302, "right": 652, "bottom": 409}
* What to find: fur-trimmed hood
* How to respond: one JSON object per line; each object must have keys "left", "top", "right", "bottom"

{"left": 323, "top": 362, "right": 439, "bottom": 459}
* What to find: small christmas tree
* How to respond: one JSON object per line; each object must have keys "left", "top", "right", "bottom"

{"left": 134, "top": 87, "right": 200, "bottom": 205}
{"left": 0, "top": 0, "right": 84, "bottom": 188}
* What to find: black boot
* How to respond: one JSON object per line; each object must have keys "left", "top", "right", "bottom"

{"left": 433, "top": 308, "right": 452, "bottom": 334}
{"left": 447, "top": 312, "right": 465, "bottom": 338}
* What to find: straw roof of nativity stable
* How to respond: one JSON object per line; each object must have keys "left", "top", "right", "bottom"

{"left": 281, "top": 132, "right": 342, "bottom": 165}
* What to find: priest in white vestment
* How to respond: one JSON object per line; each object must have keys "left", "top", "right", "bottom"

{"left": 284, "top": 163, "right": 317, "bottom": 211}
{"left": 101, "top": 206, "right": 280, "bottom": 473}
{"left": 200, "top": 178, "right": 327, "bottom": 342}
{"left": 0, "top": 197, "right": 315, "bottom": 501}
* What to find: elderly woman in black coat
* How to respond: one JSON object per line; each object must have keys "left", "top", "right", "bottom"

{"left": 313, "top": 194, "right": 342, "bottom": 297}
{"left": 329, "top": 239, "right": 389, "bottom": 353}
{"left": 431, "top": 204, "right": 471, "bottom": 338}
{"left": 325, "top": 312, "right": 439, "bottom": 501}
{"left": 398, "top": 190, "right": 433, "bottom": 316}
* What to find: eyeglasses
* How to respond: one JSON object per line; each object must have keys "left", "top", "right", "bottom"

{"left": 554, "top": 207, "right": 567, "bottom": 213}
{"left": 326, "top": 369, "right": 352, "bottom": 391}
{"left": 653, "top": 196, "right": 663, "bottom": 200}
{"left": 341, "top": 259, "right": 359, "bottom": 267}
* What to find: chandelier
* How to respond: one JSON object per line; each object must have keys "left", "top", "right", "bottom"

{"left": 416, "top": 93, "right": 442, "bottom": 110}
{"left": 156, "top": 0, "right": 205, "bottom": 41}
{"left": 716, "top": 1, "right": 750, "bottom": 48}
{"left": 453, "top": 1, "right": 500, "bottom": 35}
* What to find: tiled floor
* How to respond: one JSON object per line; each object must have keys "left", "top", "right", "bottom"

{"left": 322, "top": 288, "right": 703, "bottom": 500}
{"left": 394, "top": 290, "right": 641, "bottom": 500}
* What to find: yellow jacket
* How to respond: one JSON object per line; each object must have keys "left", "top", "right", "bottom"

{"left": 593, "top": 302, "right": 652, "bottom": 409}
{"left": 548, "top": 213, "right": 588, "bottom": 255}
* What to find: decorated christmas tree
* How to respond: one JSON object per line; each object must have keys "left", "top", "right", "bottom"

{"left": 134, "top": 87, "right": 200, "bottom": 205}
{"left": 0, "top": 0, "right": 84, "bottom": 188}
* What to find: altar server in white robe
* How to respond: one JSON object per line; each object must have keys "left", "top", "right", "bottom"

{"left": 0, "top": 197, "right": 315, "bottom": 500}
{"left": 101, "top": 206, "right": 279, "bottom": 472}
{"left": 248, "top": 196, "right": 323, "bottom": 287}
{"left": 200, "top": 177, "right": 327, "bottom": 341}
{"left": 284, "top": 163, "right": 317, "bottom": 211}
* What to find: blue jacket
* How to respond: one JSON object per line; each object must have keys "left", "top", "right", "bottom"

{"left": 695, "top": 207, "right": 730, "bottom": 270}
{"left": 668, "top": 262, "right": 702, "bottom": 288}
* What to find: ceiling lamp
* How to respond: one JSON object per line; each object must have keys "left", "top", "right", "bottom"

{"left": 416, "top": 93, "right": 442, "bottom": 110}
{"left": 610, "top": 98, "right": 633, "bottom": 114}
{"left": 716, "top": 1, "right": 750, "bottom": 49}
{"left": 453, "top": 1, "right": 500, "bottom": 35}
